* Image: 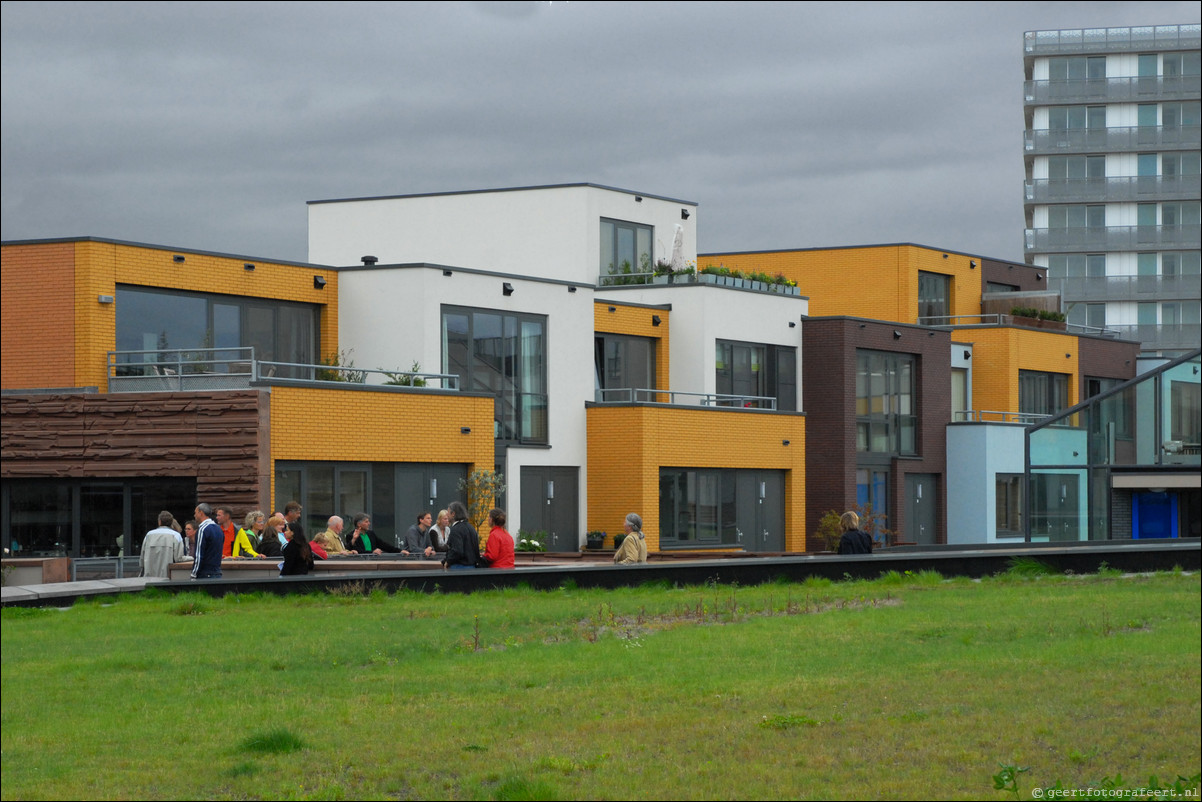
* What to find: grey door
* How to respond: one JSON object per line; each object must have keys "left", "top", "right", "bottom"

{"left": 733, "top": 471, "right": 785, "bottom": 552}
{"left": 904, "top": 474, "right": 938, "bottom": 545}
{"left": 520, "top": 466, "right": 579, "bottom": 551}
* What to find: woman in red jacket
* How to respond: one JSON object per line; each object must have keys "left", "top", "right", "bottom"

{"left": 482, "top": 508, "right": 515, "bottom": 569}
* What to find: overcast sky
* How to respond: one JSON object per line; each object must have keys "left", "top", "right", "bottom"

{"left": 2, "top": 1, "right": 1199, "bottom": 265}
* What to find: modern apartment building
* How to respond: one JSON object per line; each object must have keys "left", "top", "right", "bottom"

{"left": 1022, "top": 24, "right": 1201, "bottom": 368}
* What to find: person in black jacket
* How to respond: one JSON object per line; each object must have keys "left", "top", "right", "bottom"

{"left": 280, "top": 526, "right": 314, "bottom": 575}
{"left": 837, "top": 511, "right": 873, "bottom": 555}
{"left": 443, "top": 501, "right": 480, "bottom": 570}
{"left": 347, "top": 513, "right": 401, "bottom": 554}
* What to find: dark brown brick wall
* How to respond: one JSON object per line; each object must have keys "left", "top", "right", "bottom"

{"left": 1078, "top": 336, "right": 1140, "bottom": 385}
{"left": 1, "top": 390, "right": 267, "bottom": 511}
{"left": 803, "top": 318, "right": 949, "bottom": 546}
{"left": 982, "top": 258, "right": 1046, "bottom": 292}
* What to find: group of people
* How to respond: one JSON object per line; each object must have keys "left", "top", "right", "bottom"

{"left": 142, "top": 499, "right": 651, "bottom": 580}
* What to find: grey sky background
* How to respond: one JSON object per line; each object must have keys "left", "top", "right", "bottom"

{"left": 2, "top": 1, "right": 1199, "bottom": 265}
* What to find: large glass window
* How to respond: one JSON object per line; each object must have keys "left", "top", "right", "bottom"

{"left": 1019, "top": 370, "right": 1070, "bottom": 417}
{"left": 715, "top": 340, "right": 796, "bottom": 411}
{"left": 995, "top": 474, "right": 1024, "bottom": 538}
{"left": 856, "top": 350, "right": 917, "bottom": 455}
{"left": 1049, "top": 155, "right": 1105, "bottom": 179}
{"left": 1048, "top": 205, "right": 1105, "bottom": 228}
{"left": 658, "top": 468, "right": 784, "bottom": 549}
{"left": 600, "top": 219, "right": 653, "bottom": 277}
{"left": 115, "top": 286, "right": 317, "bottom": 374}
{"left": 2, "top": 478, "right": 196, "bottom": 558}
{"left": 917, "top": 271, "right": 951, "bottom": 319}
{"left": 1047, "top": 105, "right": 1105, "bottom": 130}
{"left": 442, "top": 306, "right": 547, "bottom": 444}
{"left": 1162, "top": 101, "right": 1201, "bottom": 128}
{"left": 1049, "top": 56, "right": 1105, "bottom": 80}
{"left": 594, "top": 333, "right": 656, "bottom": 398}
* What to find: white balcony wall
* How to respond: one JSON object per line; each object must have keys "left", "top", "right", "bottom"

{"left": 603, "top": 285, "right": 807, "bottom": 402}
{"left": 308, "top": 184, "right": 697, "bottom": 285}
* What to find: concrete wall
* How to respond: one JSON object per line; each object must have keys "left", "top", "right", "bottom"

{"left": 946, "top": 423, "right": 1026, "bottom": 544}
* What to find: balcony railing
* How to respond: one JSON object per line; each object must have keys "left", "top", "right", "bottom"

{"left": 1025, "top": 225, "right": 1202, "bottom": 253}
{"left": 1024, "top": 25, "right": 1201, "bottom": 55}
{"left": 597, "top": 271, "right": 801, "bottom": 296}
{"left": 953, "top": 410, "right": 1051, "bottom": 425}
{"left": 107, "top": 348, "right": 460, "bottom": 393}
{"left": 1023, "top": 75, "right": 1201, "bottom": 105}
{"left": 1024, "top": 125, "right": 1201, "bottom": 155}
{"left": 1103, "top": 323, "right": 1202, "bottom": 352}
{"left": 1052, "top": 274, "right": 1202, "bottom": 303}
{"left": 1024, "top": 175, "right": 1201, "bottom": 204}
{"left": 594, "top": 387, "right": 778, "bottom": 410}
{"left": 919, "top": 314, "right": 1121, "bottom": 339}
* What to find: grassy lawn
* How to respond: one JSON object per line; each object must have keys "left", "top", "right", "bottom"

{"left": 1, "top": 568, "right": 1199, "bottom": 800}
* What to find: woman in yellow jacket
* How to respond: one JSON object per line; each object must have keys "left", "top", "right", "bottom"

{"left": 231, "top": 510, "right": 266, "bottom": 558}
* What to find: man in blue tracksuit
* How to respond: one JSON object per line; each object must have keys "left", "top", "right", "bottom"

{"left": 191, "top": 502, "right": 224, "bottom": 579}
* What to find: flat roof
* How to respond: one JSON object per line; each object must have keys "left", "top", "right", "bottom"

{"left": 308, "top": 182, "right": 698, "bottom": 207}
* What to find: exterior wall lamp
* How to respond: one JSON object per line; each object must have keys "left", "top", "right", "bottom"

{"left": 652, "top": 315, "right": 661, "bottom": 326}
{"left": 313, "top": 276, "right": 327, "bottom": 289}
{"left": 244, "top": 263, "right": 255, "bottom": 271}
{"left": 502, "top": 282, "right": 515, "bottom": 296}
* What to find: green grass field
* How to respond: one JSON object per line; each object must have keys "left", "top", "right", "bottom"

{"left": 2, "top": 569, "right": 1199, "bottom": 800}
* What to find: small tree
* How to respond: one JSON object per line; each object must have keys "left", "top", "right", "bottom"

{"left": 458, "top": 470, "right": 506, "bottom": 537}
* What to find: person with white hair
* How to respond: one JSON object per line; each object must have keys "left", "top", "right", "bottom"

{"left": 614, "top": 512, "right": 648, "bottom": 565}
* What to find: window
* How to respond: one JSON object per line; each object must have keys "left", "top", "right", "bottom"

{"left": 1085, "top": 303, "right": 1106, "bottom": 328}
{"left": 1019, "top": 370, "right": 1069, "bottom": 417}
{"left": 1162, "top": 52, "right": 1201, "bottom": 76}
{"left": 114, "top": 286, "right": 317, "bottom": 376}
{"left": 996, "top": 474, "right": 1024, "bottom": 537}
{"left": 1138, "top": 253, "right": 1158, "bottom": 276}
{"left": 1137, "top": 203, "right": 1158, "bottom": 227}
{"left": 442, "top": 306, "right": 548, "bottom": 444}
{"left": 1137, "top": 153, "right": 1158, "bottom": 177}
{"left": 594, "top": 333, "right": 656, "bottom": 398}
{"left": 1047, "top": 254, "right": 1104, "bottom": 278}
{"left": 856, "top": 468, "right": 889, "bottom": 529}
{"left": 1163, "top": 101, "right": 1201, "bottom": 128}
{"left": 1049, "top": 155, "right": 1105, "bottom": 179}
{"left": 1048, "top": 205, "right": 1104, "bottom": 229}
{"left": 1162, "top": 152, "right": 1201, "bottom": 176}
{"left": 658, "top": 468, "right": 784, "bottom": 548}
{"left": 1137, "top": 104, "right": 1158, "bottom": 127}
{"left": 275, "top": 461, "right": 467, "bottom": 545}
{"left": 600, "top": 219, "right": 652, "bottom": 277}
{"left": 2, "top": 478, "right": 195, "bottom": 558}
{"left": 1162, "top": 202, "right": 1201, "bottom": 227}
{"left": 1086, "top": 376, "right": 1132, "bottom": 439}
{"left": 1049, "top": 56, "right": 1105, "bottom": 80}
{"left": 1138, "top": 54, "right": 1159, "bottom": 77}
{"left": 1047, "top": 105, "right": 1105, "bottom": 130}
{"left": 856, "top": 350, "right": 917, "bottom": 455}
{"left": 917, "top": 271, "right": 951, "bottom": 319}
{"left": 714, "top": 340, "right": 796, "bottom": 411}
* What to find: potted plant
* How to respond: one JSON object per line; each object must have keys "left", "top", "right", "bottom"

{"left": 585, "top": 530, "right": 606, "bottom": 550}
{"left": 1008, "top": 306, "right": 1042, "bottom": 328}
{"left": 613, "top": 532, "right": 627, "bottom": 550}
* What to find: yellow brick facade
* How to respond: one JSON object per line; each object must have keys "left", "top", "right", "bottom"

{"left": 1, "top": 239, "right": 338, "bottom": 391}
{"left": 593, "top": 301, "right": 670, "bottom": 392}
{"left": 0, "top": 243, "right": 77, "bottom": 389}
{"left": 959, "top": 327, "right": 1080, "bottom": 414}
{"left": 267, "top": 386, "right": 495, "bottom": 507}
{"left": 587, "top": 406, "right": 807, "bottom": 551}
{"left": 700, "top": 245, "right": 981, "bottom": 323}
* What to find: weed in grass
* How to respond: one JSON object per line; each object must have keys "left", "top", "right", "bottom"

{"left": 170, "top": 595, "right": 209, "bottom": 616}
{"left": 1067, "top": 746, "right": 1099, "bottom": 764}
{"left": 992, "top": 762, "right": 1030, "bottom": 798}
{"left": 463, "top": 744, "right": 487, "bottom": 752}
{"left": 240, "top": 729, "right": 306, "bottom": 755}
{"left": 492, "top": 776, "right": 560, "bottom": 800}
{"left": 1004, "top": 557, "right": 1056, "bottom": 578}
{"left": 760, "top": 714, "right": 821, "bottom": 730}
{"left": 1096, "top": 560, "right": 1123, "bottom": 579}
{"left": 226, "top": 761, "right": 260, "bottom": 778}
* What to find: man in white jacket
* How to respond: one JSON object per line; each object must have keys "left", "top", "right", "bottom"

{"left": 140, "top": 510, "right": 187, "bottom": 579}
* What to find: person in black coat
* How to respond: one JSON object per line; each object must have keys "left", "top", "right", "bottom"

{"left": 443, "top": 501, "right": 480, "bottom": 570}
{"left": 837, "top": 511, "right": 873, "bottom": 555}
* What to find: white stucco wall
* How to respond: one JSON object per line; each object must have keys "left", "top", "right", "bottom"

{"left": 338, "top": 265, "right": 594, "bottom": 537}
{"left": 309, "top": 184, "right": 698, "bottom": 285}
{"left": 946, "top": 423, "right": 1027, "bottom": 544}
{"left": 602, "top": 284, "right": 808, "bottom": 402}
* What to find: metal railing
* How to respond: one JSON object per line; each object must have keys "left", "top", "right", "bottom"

{"left": 594, "top": 387, "right": 778, "bottom": 410}
{"left": 1052, "top": 274, "right": 1201, "bottom": 303}
{"left": 1025, "top": 225, "right": 1202, "bottom": 253}
{"left": 107, "top": 348, "right": 461, "bottom": 392}
{"left": 596, "top": 271, "right": 802, "bottom": 296}
{"left": 917, "top": 314, "right": 1121, "bottom": 339}
{"left": 1024, "top": 175, "right": 1201, "bottom": 204}
{"left": 1023, "top": 75, "right": 1200, "bottom": 105}
{"left": 953, "top": 410, "right": 1051, "bottom": 425}
{"left": 1023, "top": 125, "right": 1200, "bottom": 155}
{"left": 1024, "top": 25, "right": 1201, "bottom": 55}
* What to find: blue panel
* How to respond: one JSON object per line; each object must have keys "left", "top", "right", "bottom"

{"left": 1132, "top": 492, "right": 1178, "bottom": 539}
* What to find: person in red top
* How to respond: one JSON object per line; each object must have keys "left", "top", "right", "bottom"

{"left": 215, "top": 506, "right": 238, "bottom": 558}
{"left": 482, "top": 508, "right": 515, "bottom": 569}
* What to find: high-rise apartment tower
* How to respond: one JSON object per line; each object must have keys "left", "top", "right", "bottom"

{"left": 1023, "top": 24, "right": 1201, "bottom": 367}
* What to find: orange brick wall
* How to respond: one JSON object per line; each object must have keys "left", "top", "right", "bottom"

{"left": 267, "top": 386, "right": 495, "bottom": 505}
{"left": 587, "top": 405, "right": 807, "bottom": 551}
{"left": 1, "top": 243, "right": 76, "bottom": 389}
{"left": 962, "top": 327, "right": 1079, "bottom": 414}
{"left": 594, "top": 301, "right": 670, "bottom": 392}
{"left": 700, "top": 245, "right": 982, "bottom": 323}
